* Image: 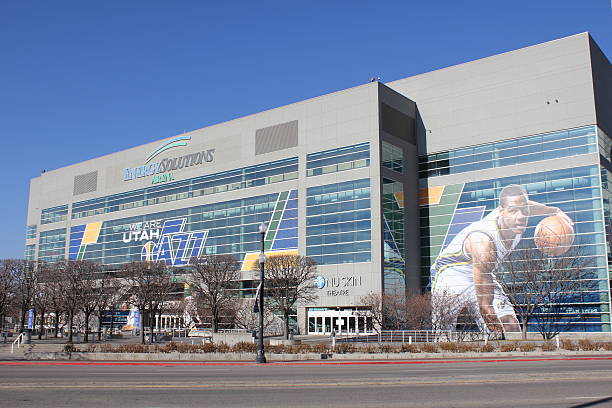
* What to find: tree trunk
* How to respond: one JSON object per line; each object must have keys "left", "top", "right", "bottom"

{"left": 68, "top": 312, "right": 74, "bottom": 343}
{"left": 212, "top": 307, "right": 218, "bottom": 333}
{"left": 521, "top": 319, "right": 528, "bottom": 340}
{"left": 38, "top": 308, "right": 45, "bottom": 340}
{"left": 83, "top": 312, "right": 90, "bottom": 343}
{"left": 54, "top": 311, "right": 60, "bottom": 338}
{"left": 149, "top": 310, "right": 155, "bottom": 344}
{"left": 98, "top": 313, "right": 103, "bottom": 341}
{"left": 140, "top": 309, "right": 145, "bottom": 345}
{"left": 284, "top": 311, "right": 290, "bottom": 340}
{"left": 19, "top": 305, "right": 26, "bottom": 333}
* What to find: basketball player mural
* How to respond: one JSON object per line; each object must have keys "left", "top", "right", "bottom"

{"left": 430, "top": 184, "right": 574, "bottom": 334}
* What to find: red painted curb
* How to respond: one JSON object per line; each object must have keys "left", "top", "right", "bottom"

{"left": 1, "top": 356, "right": 612, "bottom": 366}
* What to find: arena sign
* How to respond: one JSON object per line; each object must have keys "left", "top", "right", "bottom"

{"left": 123, "top": 135, "right": 215, "bottom": 183}
{"left": 69, "top": 217, "right": 208, "bottom": 267}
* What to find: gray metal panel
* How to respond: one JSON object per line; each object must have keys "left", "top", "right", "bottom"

{"left": 379, "top": 102, "right": 416, "bottom": 145}
{"left": 255, "top": 120, "right": 298, "bottom": 155}
{"left": 589, "top": 35, "right": 612, "bottom": 138}
{"left": 73, "top": 171, "right": 98, "bottom": 195}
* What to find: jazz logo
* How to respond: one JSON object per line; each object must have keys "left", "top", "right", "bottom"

{"left": 141, "top": 218, "right": 207, "bottom": 266}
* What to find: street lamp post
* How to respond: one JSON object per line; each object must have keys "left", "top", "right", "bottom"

{"left": 256, "top": 222, "right": 267, "bottom": 363}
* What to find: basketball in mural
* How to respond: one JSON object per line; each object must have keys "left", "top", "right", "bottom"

{"left": 534, "top": 215, "right": 574, "bottom": 256}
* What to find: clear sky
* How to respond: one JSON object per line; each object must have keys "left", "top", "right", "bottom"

{"left": 0, "top": 1, "right": 610, "bottom": 259}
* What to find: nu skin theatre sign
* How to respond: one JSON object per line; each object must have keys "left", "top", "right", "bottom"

{"left": 123, "top": 135, "right": 215, "bottom": 184}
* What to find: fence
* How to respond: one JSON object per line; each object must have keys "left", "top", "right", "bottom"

{"left": 336, "top": 330, "right": 501, "bottom": 343}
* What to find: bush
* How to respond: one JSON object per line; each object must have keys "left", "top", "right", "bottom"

{"left": 601, "top": 342, "right": 612, "bottom": 351}
{"left": 362, "top": 344, "right": 379, "bottom": 354}
{"left": 311, "top": 343, "right": 330, "bottom": 354}
{"left": 500, "top": 342, "right": 517, "bottom": 352}
{"left": 519, "top": 343, "right": 536, "bottom": 352}
{"left": 439, "top": 342, "right": 459, "bottom": 352}
{"left": 83, "top": 344, "right": 97, "bottom": 353}
{"left": 478, "top": 343, "right": 495, "bottom": 353}
{"left": 400, "top": 343, "right": 419, "bottom": 353}
{"left": 334, "top": 343, "right": 356, "bottom": 353}
{"left": 541, "top": 342, "right": 556, "bottom": 352}
{"left": 456, "top": 343, "right": 477, "bottom": 353}
{"left": 578, "top": 339, "right": 599, "bottom": 351}
{"left": 419, "top": 343, "right": 439, "bottom": 353}
{"left": 63, "top": 342, "right": 77, "bottom": 353}
{"left": 232, "top": 342, "right": 257, "bottom": 353}
{"left": 560, "top": 340, "right": 578, "bottom": 351}
{"left": 379, "top": 344, "right": 397, "bottom": 353}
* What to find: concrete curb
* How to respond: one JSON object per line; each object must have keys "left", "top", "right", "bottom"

{"left": 23, "top": 350, "right": 612, "bottom": 361}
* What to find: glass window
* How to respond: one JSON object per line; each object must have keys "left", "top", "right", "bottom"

{"left": 307, "top": 143, "right": 370, "bottom": 177}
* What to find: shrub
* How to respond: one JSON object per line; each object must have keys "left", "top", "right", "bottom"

{"left": 456, "top": 343, "right": 477, "bottom": 353}
{"left": 311, "top": 344, "right": 330, "bottom": 354}
{"left": 63, "top": 342, "right": 77, "bottom": 353}
{"left": 541, "top": 342, "right": 556, "bottom": 352}
{"left": 400, "top": 343, "right": 419, "bottom": 353}
{"left": 232, "top": 342, "right": 257, "bottom": 353}
{"left": 362, "top": 344, "right": 379, "bottom": 354}
{"left": 98, "top": 344, "right": 114, "bottom": 353}
{"left": 478, "top": 343, "right": 495, "bottom": 353}
{"left": 420, "top": 343, "right": 439, "bottom": 353}
{"left": 519, "top": 343, "right": 536, "bottom": 352}
{"left": 334, "top": 343, "right": 356, "bottom": 353}
{"left": 601, "top": 342, "right": 612, "bottom": 351}
{"left": 379, "top": 344, "right": 397, "bottom": 353}
{"left": 199, "top": 343, "right": 217, "bottom": 353}
{"left": 560, "top": 340, "right": 578, "bottom": 351}
{"left": 439, "top": 342, "right": 458, "bottom": 352}
{"left": 578, "top": 339, "right": 599, "bottom": 351}
{"left": 83, "top": 344, "right": 97, "bottom": 353}
{"left": 500, "top": 342, "right": 517, "bottom": 352}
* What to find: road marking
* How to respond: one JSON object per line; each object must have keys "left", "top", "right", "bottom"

{"left": 2, "top": 375, "right": 612, "bottom": 390}
{"left": 1, "top": 356, "right": 611, "bottom": 366}
{"left": 566, "top": 396, "right": 611, "bottom": 400}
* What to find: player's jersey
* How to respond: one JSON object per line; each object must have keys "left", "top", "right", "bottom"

{"left": 430, "top": 208, "right": 522, "bottom": 290}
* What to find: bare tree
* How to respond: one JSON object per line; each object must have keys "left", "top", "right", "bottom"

{"left": 33, "top": 262, "right": 55, "bottom": 339}
{"left": 45, "top": 265, "right": 66, "bottom": 338}
{"left": 497, "top": 246, "right": 597, "bottom": 340}
{"left": 405, "top": 293, "right": 432, "bottom": 330}
{"left": 232, "top": 298, "right": 281, "bottom": 335}
{"left": 78, "top": 263, "right": 108, "bottom": 343}
{"left": 264, "top": 254, "right": 318, "bottom": 339}
{"left": 0, "top": 260, "right": 17, "bottom": 333}
{"left": 95, "top": 281, "right": 124, "bottom": 340}
{"left": 122, "top": 261, "right": 169, "bottom": 344}
{"left": 56, "top": 260, "right": 98, "bottom": 343}
{"left": 188, "top": 255, "right": 240, "bottom": 333}
{"left": 358, "top": 291, "right": 410, "bottom": 331}
{"left": 8, "top": 259, "right": 38, "bottom": 333}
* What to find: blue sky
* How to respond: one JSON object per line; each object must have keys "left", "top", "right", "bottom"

{"left": 0, "top": 1, "right": 610, "bottom": 259}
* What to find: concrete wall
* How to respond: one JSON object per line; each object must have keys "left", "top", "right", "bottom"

{"left": 388, "top": 32, "right": 598, "bottom": 155}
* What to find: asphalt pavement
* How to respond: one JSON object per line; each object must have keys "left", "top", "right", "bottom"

{"left": 1, "top": 356, "right": 611, "bottom": 407}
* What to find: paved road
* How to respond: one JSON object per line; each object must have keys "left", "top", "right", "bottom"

{"left": 1, "top": 357, "right": 611, "bottom": 407}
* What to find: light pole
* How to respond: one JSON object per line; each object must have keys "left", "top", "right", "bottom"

{"left": 256, "top": 222, "right": 267, "bottom": 363}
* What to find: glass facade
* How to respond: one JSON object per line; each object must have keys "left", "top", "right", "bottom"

{"left": 26, "top": 225, "right": 37, "bottom": 239}
{"left": 38, "top": 228, "right": 66, "bottom": 262}
{"left": 72, "top": 158, "right": 298, "bottom": 219}
{"left": 418, "top": 126, "right": 597, "bottom": 178}
{"left": 68, "top": 190, "right": 298, "bottom": 268}
{"left": 306, "top": 143, "right": 369, "bottom": 177}
{"left": 24, "top": 244, "right": 35, "bottom": 260}
{"left": 41, "top": 205, "right": 68, "bottom": 225}
{"left": 382, "top": 178, "right": 405, "bottom": 294}
{"left": 381, "top": 141, "right": 403, "bottom": 173}
{"left": 306, "top": 179, "right": 371, "bottom": 265}
{"left": 420, "top": 165, "right": 610, "bottom": 332}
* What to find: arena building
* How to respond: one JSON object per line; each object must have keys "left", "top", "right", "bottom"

{"left": 25, "top": 32, "right": 611, "bottom": 335}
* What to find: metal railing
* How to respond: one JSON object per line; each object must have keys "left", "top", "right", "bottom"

{"left": 337, "top": 330, "right": 500, "bottom": 343}
{"left": 11, "top": 332, "right": 25, "bottom": 353}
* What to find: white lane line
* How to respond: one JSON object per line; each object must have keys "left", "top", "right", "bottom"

{"left": 566, "top": 396, "right": 611, "bottom": 400}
